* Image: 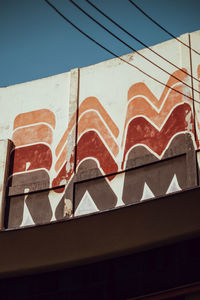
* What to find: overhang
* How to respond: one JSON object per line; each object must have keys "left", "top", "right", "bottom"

{"left": 0, "top": 186, "right": 200, "bottom": 278}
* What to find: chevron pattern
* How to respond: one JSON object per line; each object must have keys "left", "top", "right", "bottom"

{"left": 7, "top": 69, "right": 198, "bottom": 227}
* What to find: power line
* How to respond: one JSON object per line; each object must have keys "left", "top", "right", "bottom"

{"left": 70, "top": 0, "right": 200, "bottom": 95}
{"left": 44, "top": 0, "right": 199, "bottom": 105}
{"left": 128, "top": 0, "right": 200, "bottom": 56}
{"left": 86, "top": 0, "right": 200, "bottom": 85}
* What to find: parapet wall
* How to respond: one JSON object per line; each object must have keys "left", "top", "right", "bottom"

{"left": 1, "top": 31, "right": 200, "bottom": 229}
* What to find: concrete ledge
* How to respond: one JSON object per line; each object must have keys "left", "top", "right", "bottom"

{"left": 0, "top": 186, "right": 200, "bottom": 278}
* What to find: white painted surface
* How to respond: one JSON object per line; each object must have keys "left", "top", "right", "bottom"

{"left": 75, "top": 191, "right": 99, "bottom": 216}
{"left": 166, "top": 174, "right": 182, "bottom": 194}
{"left": 141, "top": 182, "right": 155, "bottom": 201}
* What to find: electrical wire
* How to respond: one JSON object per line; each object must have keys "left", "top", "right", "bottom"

{"left": 44, "top": 0, "right": 200, "bottom": 105}
{"left": 70, "top": 0, "right": 200, "bottom": 95}
{"left": 128, "top": 0, "right": 200, "bottom": 56}
{"left": 86, "top": 0, "right": 200, "bottom": 85}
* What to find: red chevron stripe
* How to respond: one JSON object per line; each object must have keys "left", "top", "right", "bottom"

{"left": 122, "top": 103, "right": 194, "bottom": 169}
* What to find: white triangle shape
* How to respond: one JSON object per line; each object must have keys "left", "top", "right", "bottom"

{"left": 166, "top": 174, "right": 182, "bottom": 194}
{"left": 141, "top": 182, "right": 155, "bottom": 201}
{"left": 20, "top": 201, "right": 35, "bottom": 227}
{"left": 25, "top": 162, "right": 31, "bottom": 171}
{"left": 75, "top": 190, "right": 99, "bottom": 216}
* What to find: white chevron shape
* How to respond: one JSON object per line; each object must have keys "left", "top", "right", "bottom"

{"left": 75, "top": 190, "right": 99, "bottom": 216}
{"left": 20, "top": 201, "right": 35, "bottom": 227}
{"left": 166, "top": 174, "right": 182, "bottom": 194}
{"left": 141, "top": 182, "right": 155, "bottom": 201}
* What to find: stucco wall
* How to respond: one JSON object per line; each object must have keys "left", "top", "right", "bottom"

{"left": 1, "top": 31, "right": 200, "bottom": 229}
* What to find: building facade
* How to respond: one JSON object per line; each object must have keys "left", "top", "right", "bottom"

{"left": 0, "top": 30, "right": 200, "bottom": 299}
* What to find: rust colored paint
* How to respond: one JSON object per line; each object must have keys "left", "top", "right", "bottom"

{"left": 52, "top": 151, "right": 75, "bottom": 190}
{"left": 55, "top": 96, "right": 119, "bottom": 158}
{"left": 122, "top": 103, "right": 194, "bottom": 168}
{"left": 198, "top": 65, "right": 200, "bottom": 79}
{"left": 78, "top": 110, "right": 119, "bottom": 157}
{"left": 127, "top": 68, "right": 188, "bottom": 103}
{"left": 5, "top": 49, "right": 199, "bottom": 228}
{"left": 79, "top": 97, "right": 119, "bottom": 138}
{"left": 10, "top": 144, "right": 52, "bottom": 174}
{"left": 12, "top": 124, "right": 53, "bottom": 146}
{"left": 124, "top": 85, "right": 185, "bottom": 133}
{"left": 13, "top": 109, "right": 56, "bottom": 129}
{"left": 76, "top": 130, "right": 118, "bottom": 179}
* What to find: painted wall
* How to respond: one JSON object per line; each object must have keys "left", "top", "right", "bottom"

{"left": 1, "top": 31, "right": 200, "bottom": 229}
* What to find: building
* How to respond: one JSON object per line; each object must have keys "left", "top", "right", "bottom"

{"left": 0, "top": 30, "right": 200, "bottom": 299}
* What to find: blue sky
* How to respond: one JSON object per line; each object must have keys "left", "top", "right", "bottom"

{"left": 1, "top": 0, "right": 200, "bottom": 87}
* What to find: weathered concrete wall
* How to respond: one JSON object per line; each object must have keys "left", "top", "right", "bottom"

{"left": 0, "top": 31, "right": 199, "bottom": 228}
{"left": 0, "top": 72, "right": 75, "bottom": 227}
{"left": 71, "top": 32, "right": 198, "bottom": 216}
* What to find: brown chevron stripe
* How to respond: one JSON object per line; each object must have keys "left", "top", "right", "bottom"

{"left": 122, "top": 133, "right": 195, "bottom": 205}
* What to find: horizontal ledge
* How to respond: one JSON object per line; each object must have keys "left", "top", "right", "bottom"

{"left": 1, "top": 186, "right": 200, "bottom": 278}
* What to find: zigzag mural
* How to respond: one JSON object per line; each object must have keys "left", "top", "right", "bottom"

{"left": 122, "top": 69, "right": 189, "bottom": 142}
{"left": 6, "top": 63, "right": 199, "bottom": 227}
{"left": 122, "top": 103, "right": 194, "bottom": 167}
{"left": 77, "top": 97, "right": 119, "bottom": 175}
{"left": 72, "top": 68, "right": 197, "bottom": 216}
{"left": 52, "top": 97, "right": 119, "bottom": 190}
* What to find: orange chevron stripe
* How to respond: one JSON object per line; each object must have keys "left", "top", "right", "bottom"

{"left": 198, "top": 65, "right": 200, "bottom": 79}
{"left": 13, "top": 109, "right": 56, "bottom": 130}
{"left": 13, "top": 124, "right": 53, "bottom": 146}
{"left": 78, "top": 110, "right": 119, "bottom": 157}
{"left": 55, "top": 113, "right": 76, "bottom": 157}
{"left": 124, "top": 85, "right": 186, "bottom": 131}
{"left": 55, "top": 144, "right": 68, "bottom": 173}
{"left": 55, "top": 97, "right": 119, "bottom": 157}
{"left": 127, "top": 68, "right": 189, "bottom": 107}
{"left": 79, "top": 97, "right": 119, "bottom": 138}
{"left": 55, "top": 110, "right": 119, "bottom": 172}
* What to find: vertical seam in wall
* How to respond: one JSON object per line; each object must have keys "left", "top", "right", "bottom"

{"left": 189, "top": 33, "right": 197, "bottom": 143}
{"left": 72, "top": 181, "right": 77, "bottom": 216}
{"left": 189, "top": 34, "right": 199, "bottom": 186}
{"left": 72, "top": 68, "right": 80, "bottom": 216}
{"left": 74, "top": 68, "right": 80, "bottom": 174}
{"left": 4, "top": 140, "right": 14, "bottom": 229}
